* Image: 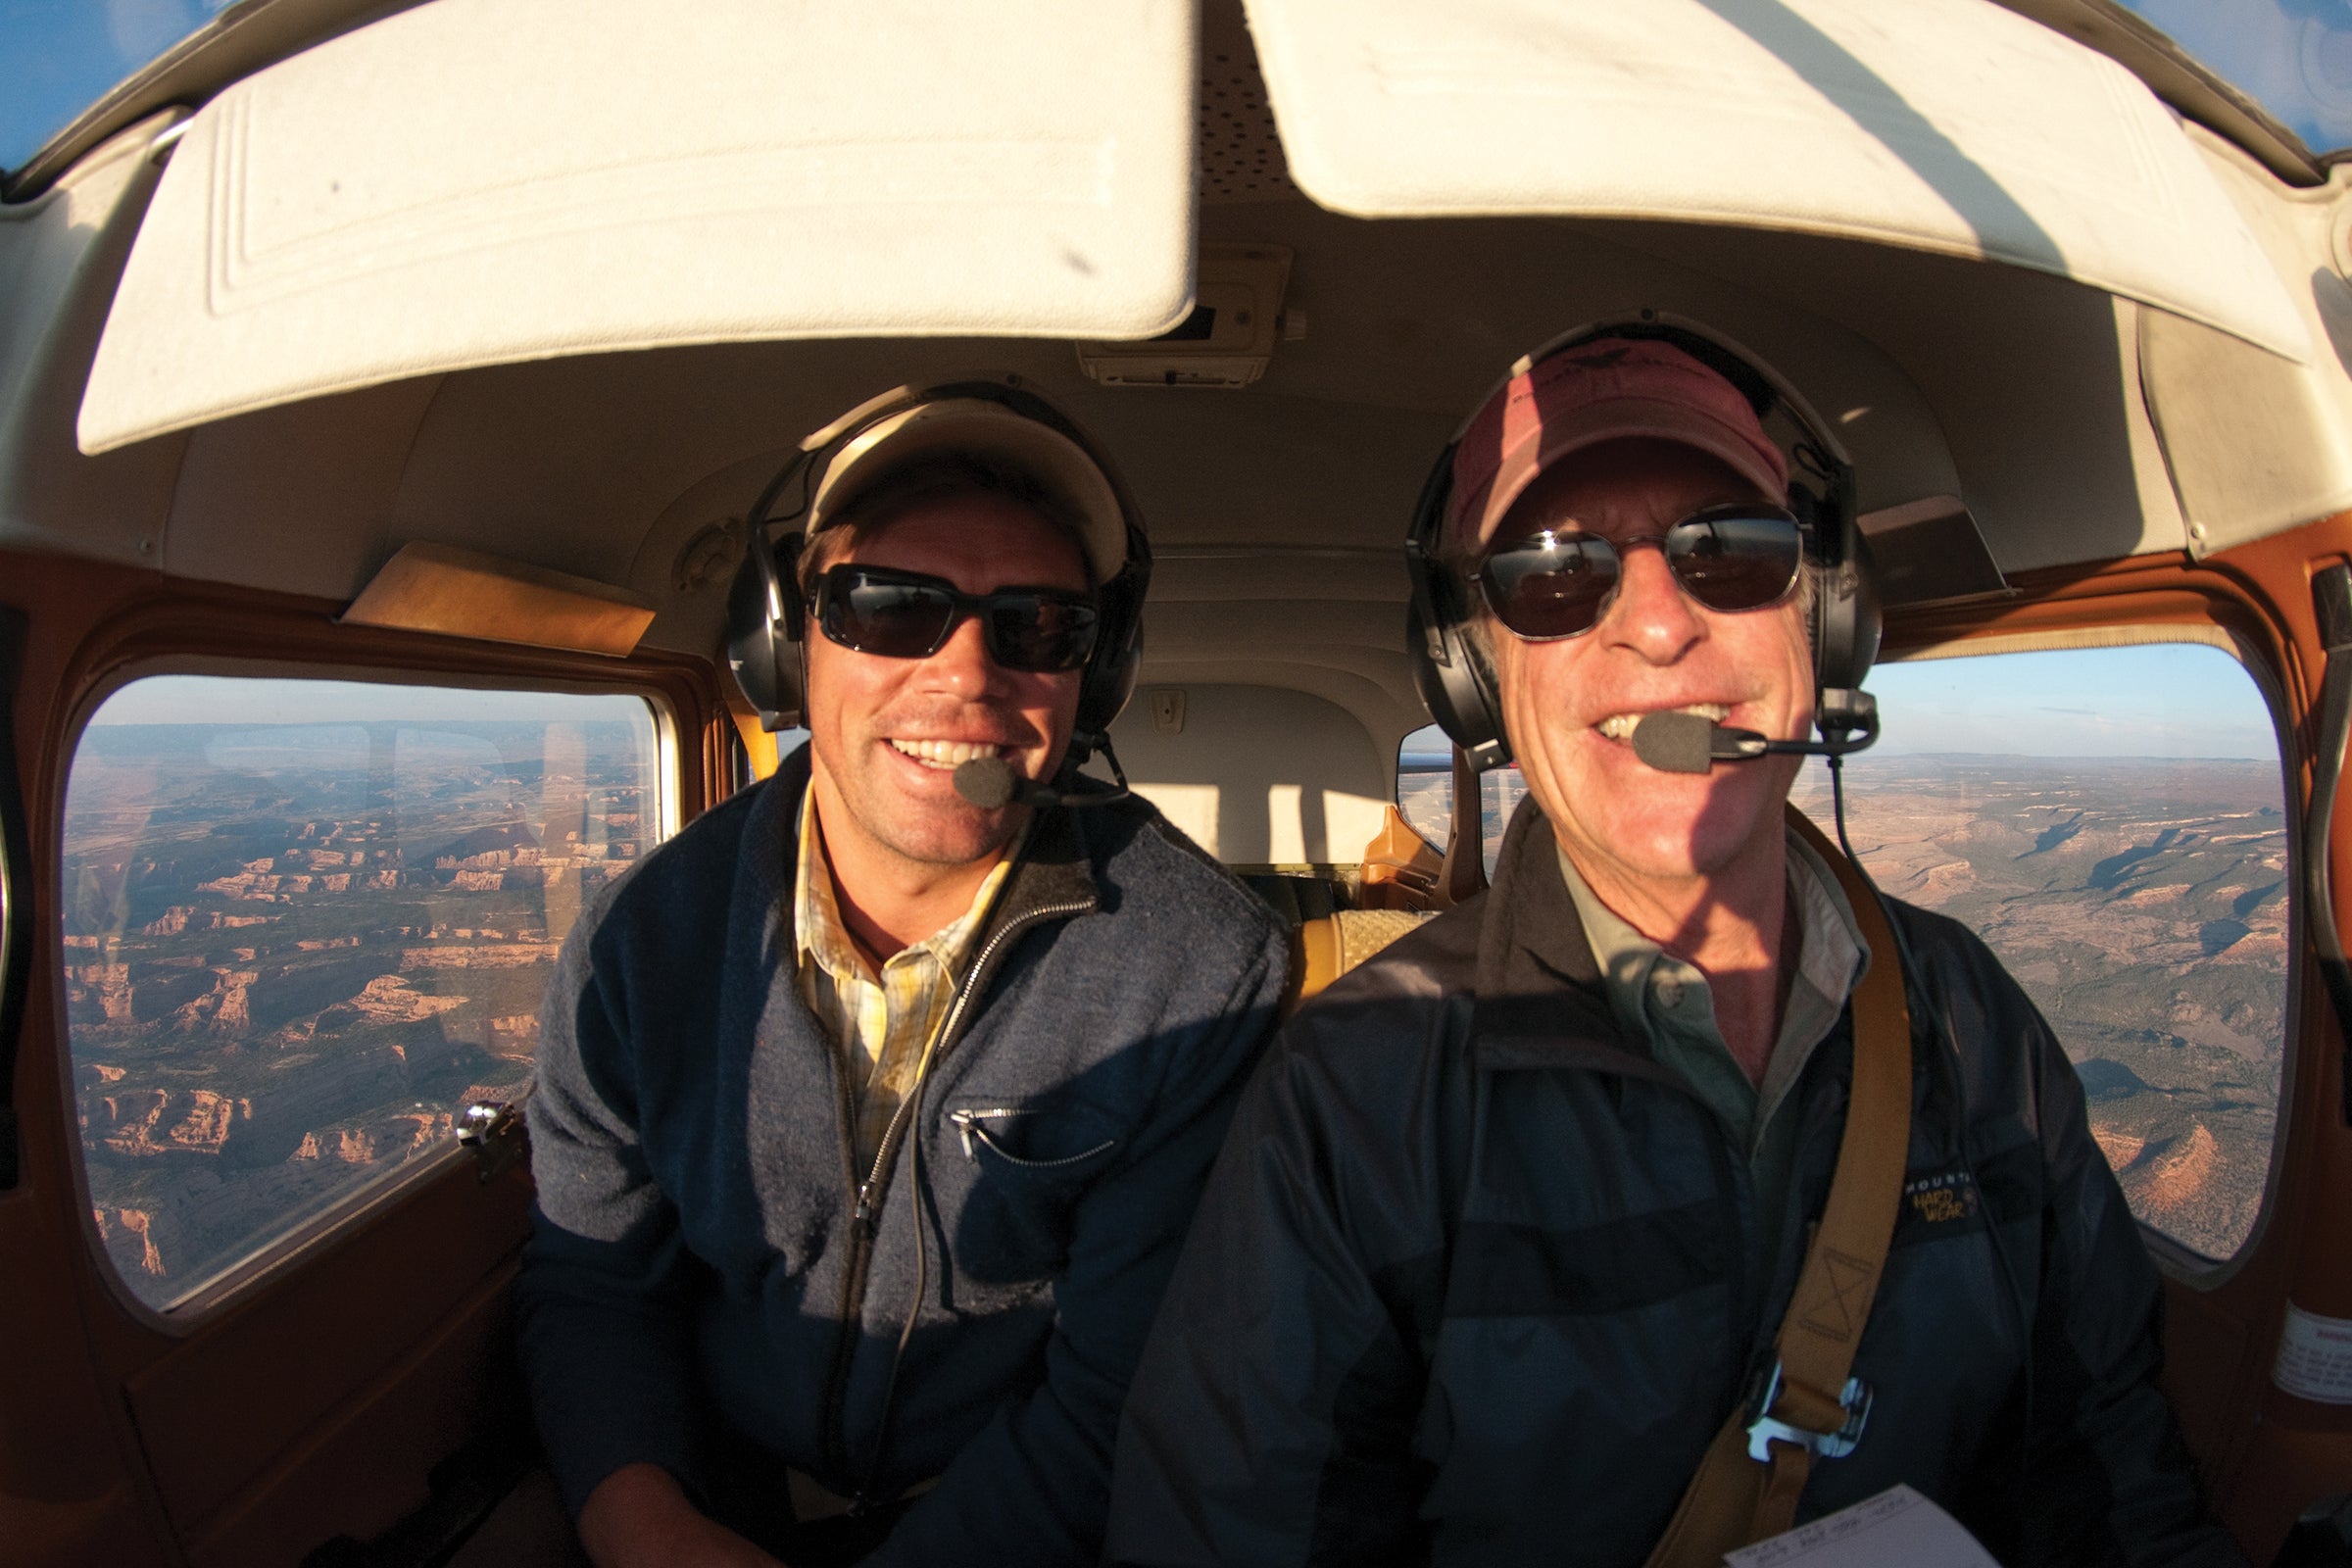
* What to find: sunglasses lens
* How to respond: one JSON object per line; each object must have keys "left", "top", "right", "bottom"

{"left": 1663, "top": 512, "right": 1803, "bottom": 612}
{"left": 1481, "top": 534, "right": 1621, "bottom": 639}
{"left": 987, "top": 596, "right": 1099, "bottom": 672}
{"left": 819, "top": 566, "right": 1100, "bottom": 671}
{"left": 822, "top": 573, "right": 957, "bottom": 658}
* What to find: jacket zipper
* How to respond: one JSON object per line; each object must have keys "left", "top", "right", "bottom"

{"left": 947, "top": 1104, "right": 1117, "bottom": 1165}
{"left": 816, "top": 897, "right": 1094, "bottom": 1483}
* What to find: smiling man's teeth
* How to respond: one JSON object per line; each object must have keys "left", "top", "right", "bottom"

{"left": 1595, "top": 704, "right": 1731, "bottom": 742}
{"left": 889, "top": 739, "right": 1004, "bottom": 770}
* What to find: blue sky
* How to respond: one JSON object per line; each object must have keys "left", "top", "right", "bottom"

{"left": 1404, "top": 640, "right": 2279, "bottom": 766}
{"left": 95, "top": 645, "right": 2271, "bottom": 761}
{"left": 9, "top": 1, "right": 2351, "bottom": 173}
{"left": 88, "top": 675, "right": 655, "bottom": 728}
{"left": 3, "top": 0, "right": 229, "bottom": 172}
{"left": 2118, "top": 0, "right": 2352, "bottom": 153}
{"left": 1859, "top": 643, "right": 2278, "bottom": 759}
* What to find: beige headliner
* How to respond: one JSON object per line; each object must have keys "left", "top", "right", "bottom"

{"left": 11, "top": 2, "right": 2352, "bottom": 775}
{"left": 74, "top": 0, "right": 1200, "bottom": 454}
{"left": 1246, "top": 0, "right": 2308, "bottom": 359}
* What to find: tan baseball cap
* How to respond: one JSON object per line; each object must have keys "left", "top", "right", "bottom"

{"left": 808, "top": 393, "right": 1128, "bottom": 581}
{"left": 1446, "top": 336, "right": 1789, "bottom": 552}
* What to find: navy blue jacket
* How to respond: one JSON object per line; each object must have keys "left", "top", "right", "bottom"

{"left": 1108, "top": 799, "right": 2241, "bottom": 1567}
{"left": 519, "top": 748, "right": 1287, "bottom": 1566}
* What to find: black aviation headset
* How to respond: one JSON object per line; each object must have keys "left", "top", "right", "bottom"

{"left": 1402, "top": 312, "right": 1882, "bottom": 772}
{"left": 725, "top": 376, "right": 1152, "bottom": 774}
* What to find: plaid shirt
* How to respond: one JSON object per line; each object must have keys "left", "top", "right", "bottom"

{"left": 793, "top": 790, "right": 1018, "bottom": 1174}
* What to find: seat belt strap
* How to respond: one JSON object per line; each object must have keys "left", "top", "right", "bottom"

{"left": 1642, "top": 808, "right": 1914, "bottom": 1566}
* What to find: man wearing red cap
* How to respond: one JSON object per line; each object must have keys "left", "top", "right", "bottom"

{"left": 1104, "top": 331, "right": 2239, "bottom": 1566}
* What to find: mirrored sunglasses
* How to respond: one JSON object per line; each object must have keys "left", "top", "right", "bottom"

{"left": 812, "top": 564, "right": 1100, "bottom": 672}
{"left": 1477, "top": 506, "right": 1805, "bottom": 641}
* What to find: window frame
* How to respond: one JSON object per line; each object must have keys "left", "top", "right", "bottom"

{"left": 0, "top": 609, "right": 29, "bottom": 1196}
{"left": 1392, "top": 722, "right": 1452, "bottom": 856}
{"left": 49, "top": 629, "right": 718, "bottom": 1333}
{"left": 1882, "top": 611, "right": 2305, "bottom": 1288}
{"left": 1399, "top": 612, "right": 2306, "bottom": 1284}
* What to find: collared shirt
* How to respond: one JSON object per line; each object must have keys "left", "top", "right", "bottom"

{"left": 1558, "top": 827, "right": 1867, "bottom": 1284}
{"left": 794, "top": 792, "right": 1019, "bottom": 1174}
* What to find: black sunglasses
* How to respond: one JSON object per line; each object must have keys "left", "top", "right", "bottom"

{"left": 812, "top": 564, "right": 1100, "bottom": 672}
{"left": 1478, "top": 506, "right": 1805, "bottom": 641}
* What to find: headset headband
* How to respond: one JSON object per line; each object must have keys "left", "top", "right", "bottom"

{"left": 725, "top": 377, "right": 1152, "bottom": 765}
{"left": 1402, "top": 311, "right": 1880, "bottom": 770}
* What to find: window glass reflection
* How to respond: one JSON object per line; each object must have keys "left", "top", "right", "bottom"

{"left": 2118, "top": 0, "right": 2352, "bottom": 153}
{"left": 63, "top": 677, "right": 661, "bottom": 1309}
{"left": 1796, "top": 642, "right": 2288, "bottom": 1260}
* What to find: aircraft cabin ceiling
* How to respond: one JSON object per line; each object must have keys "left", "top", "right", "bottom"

{"left": 9, "top": 0, "right": 2352, "bottom": 753}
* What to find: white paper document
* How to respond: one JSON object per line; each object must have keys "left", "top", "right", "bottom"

{"left": 1723, "top": 1484, "right": 2000, "bottom": 1568}
{"left": 2273, "top": 1302, "right": 2352, "bottom": 1404}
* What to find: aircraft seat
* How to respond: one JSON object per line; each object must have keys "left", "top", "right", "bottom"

{"left": 1286, "top": 907, "right": 1437, "bottom": 1015}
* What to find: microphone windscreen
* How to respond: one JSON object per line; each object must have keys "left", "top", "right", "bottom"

{"left": 1632, "top": 711, "right": 1715, "bottom": 774}
{"left": 954, "top": 757, "right": 1020, "bottom": 809}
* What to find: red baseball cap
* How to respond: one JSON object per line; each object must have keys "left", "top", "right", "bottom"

{"left": 1446, "top": 336, "right": 1789, "bottom": 552}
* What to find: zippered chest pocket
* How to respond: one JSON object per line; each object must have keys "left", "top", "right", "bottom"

{"left": 946, "top": 1101, "right": 1120, "bottom": 1171}
{"left": 941, "top": 1097, "right": 1124, "bottom": 1286}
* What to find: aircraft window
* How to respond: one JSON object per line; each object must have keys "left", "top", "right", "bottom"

{"left": 1116, "top": 684, "right": 1395, "bottom": 865}
{"left": 1794, "top": 639, "right": 2288, "bottom": 1264}
{"left": 5, "top": 2, "right": 229, "bottom": 173}
{"left": 1395, "top": 724, "right": 1528, "bottom": 880}
{"left": 59, "top": 675, "right": 663, "bottom": 1311}
{"left": 1399, "top": 636, "right": 2287, "bottom": 1263}
{"left": 2113, "top": 1, "right": 2352, "bottom": 155}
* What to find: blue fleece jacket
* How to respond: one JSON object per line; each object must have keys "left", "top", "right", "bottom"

{"left": 517, "top": 747, "right": 1287, "bottom": 1566}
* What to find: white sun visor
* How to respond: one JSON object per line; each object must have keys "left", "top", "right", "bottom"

{"left": 1243, "top": 0, "right": 2310, "bottom": 363}
{"left": 75, "top": 0, "right": 1196, "bottom": 454}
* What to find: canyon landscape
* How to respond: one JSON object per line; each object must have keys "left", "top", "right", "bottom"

{"left": 62, "top": 717, "right": 653, "bottom": 1307}
{"left": 1401, "top": 753, "right": 2288, "bottom": 1259}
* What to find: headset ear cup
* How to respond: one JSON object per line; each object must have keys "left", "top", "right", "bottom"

{"left": 1402, "top": 452, "right": 1515, "bottom": 769}
{"left": 1811, "top": 525, "right": 1883, "bottom": 698}
{"left": 774, "top": 532, "right": 808, "bottom": 728}
{"left": 1842, "top": 528, "right": 1884, "bottom": 689}
{"left": 773, "top": 629, "right": 808, "bottom": 733}
{"left": 1407, "top": 605, "right": 1513, "bottom": 770}
{"left": 723, "top": 529, "right": 808, "bottom": 731}
{"left": 1080, "top": 643, "right": 1141, "bottom": 742}
{"left": 1402, "top": 532, "right": 1514, "bottom": 770}
{"left": 1074, "top": 559, "right": 1146, "bottom": 739}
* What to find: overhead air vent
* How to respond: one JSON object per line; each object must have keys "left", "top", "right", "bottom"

{"left": 1857, "top": 496, "right": 2009, "bottom": 607}
{"left": 1077, "top": 246, "right": 1296, "bottom": 388}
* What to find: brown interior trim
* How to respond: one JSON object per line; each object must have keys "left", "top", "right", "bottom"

{"left": 38, "top": 569, "right": 732, "bottom": 1330}
{"left": 1889, "top": 554, "right": 2306, "bottom": 701}
{"left": 0, "top": 546, "right": 742, "bottom": 1563}
{"left": 1882, "top": 520, "right": 2352, "bottom": 1558}
{"left": 1, "top": 546, "right": 734, "bottom": 1344}
{"left": 0, "top": 608, "right": 29, "bottom": 1190}
{"left": 340, "top": 542, "right": 656, "bottom": 659}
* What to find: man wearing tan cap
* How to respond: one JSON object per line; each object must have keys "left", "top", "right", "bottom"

{"left": 1105, "top": 327, "right": 2238, "bottom": 1566}
{"left": 519, "top": 381, "right": 1287, "bottom": 1568}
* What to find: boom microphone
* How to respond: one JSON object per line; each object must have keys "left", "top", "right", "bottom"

{"left": 953, "top": 756, "right": 1130, "bottom": 809}
{"left": 1631, "top": 700, "right": 1879, "bottom": 776}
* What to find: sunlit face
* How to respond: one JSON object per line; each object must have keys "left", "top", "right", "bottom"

{"left": 1483, "top": 439, "right": 1813, "bottom": 891}
{"left": 805, "top": 494, "right": 1090, "bottom": 871}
